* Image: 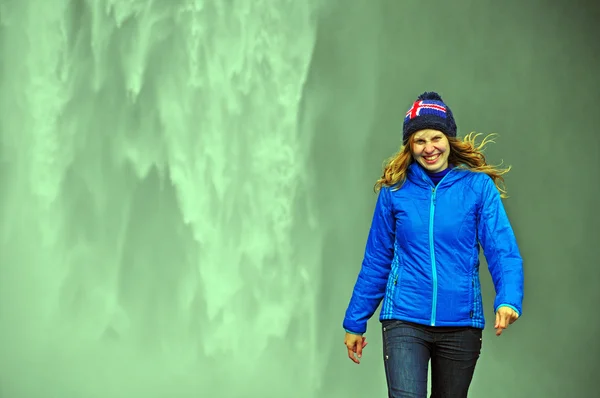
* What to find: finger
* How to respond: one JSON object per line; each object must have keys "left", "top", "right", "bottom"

{"left": 496, "top": 318, "right": 510, "bottom": 336}
{"left": 347, "top": 345, "right": 360, "bottom": 364}
{"left": 501, "top": 313, "right": 511, "bottom": 329}
{"left": 357, "top": 337, "right": 367, "bottom": 358}
{"left": 496, "top": 311, "right": 509, "bottom": 329}
{"left": 494, "top": 311, "right": 501, "bottom": 328}
{"left": 356, "top": 342, "right": 363, "bottom": 359}
{"left": 496, "top": 322, "right": 507, "bottom": 336}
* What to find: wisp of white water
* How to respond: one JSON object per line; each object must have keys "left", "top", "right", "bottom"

{"left": 0, "top": 0, "right": 321, "bottom": 396}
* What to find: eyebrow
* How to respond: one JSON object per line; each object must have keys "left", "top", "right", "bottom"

{"left": 415, "top": 135, "right": 441, "bottom": 140}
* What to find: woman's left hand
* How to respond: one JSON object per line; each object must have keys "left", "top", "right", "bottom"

{"left": 494, "top": 306, "right": 519, "bottom": 336}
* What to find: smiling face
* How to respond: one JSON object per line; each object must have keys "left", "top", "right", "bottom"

{"left": 411, "top": 129, "right": 450, "bottom": 173}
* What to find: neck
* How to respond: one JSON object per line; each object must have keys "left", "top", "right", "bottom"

{"left": 420, "top": 163, "right": 453, "bottom": 185}
{"left": 421, "top": 163, "right": 452, "bottom": 174}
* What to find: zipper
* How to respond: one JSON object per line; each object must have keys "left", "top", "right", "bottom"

{"left": 426, "top": 168, "right": 453, "bottom": 327}
{"left": 429, "top": 187, "right": 437, "bottom": 326}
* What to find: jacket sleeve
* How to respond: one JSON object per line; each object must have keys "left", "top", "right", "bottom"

{"left": 477, "top": 175, "right": 524, "bottom": 316}
{"left": 342, "top": 186, "right": 396, "bottom": 334}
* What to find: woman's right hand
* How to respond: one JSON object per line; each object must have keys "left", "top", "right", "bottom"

{"left": 344, "top": 332, "right": 368, "bottom": 364}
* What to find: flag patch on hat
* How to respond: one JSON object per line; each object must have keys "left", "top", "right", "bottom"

{"left": 404, "top": 100, "right": 447, "bottom": 122}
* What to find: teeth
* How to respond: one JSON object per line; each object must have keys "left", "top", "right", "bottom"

{"left": 425, "top": 154, "right": 439, "bottom": 161}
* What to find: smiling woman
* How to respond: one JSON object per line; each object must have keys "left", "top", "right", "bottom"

{"left": 342, "top": 91, "right": 524, "bottom": 398}
{"left": 372, "top": 93, "right": 512, "bottom": 199}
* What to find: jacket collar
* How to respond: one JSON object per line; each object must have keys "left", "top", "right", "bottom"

{"left": 406, "top": 161, "right": 467, "bottom": 189}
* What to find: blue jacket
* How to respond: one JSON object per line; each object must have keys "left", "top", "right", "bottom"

{"left": 342, "top": 162, "right": 524, "bottom": 334}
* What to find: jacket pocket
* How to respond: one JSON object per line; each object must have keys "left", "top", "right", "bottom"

{"left": 469, "top": 274, "right": 476, "bottom": 319}
{"left": 469, "top": 253, "right": 479, "bottom": 320}
{"left": 385, "top": 249, "right": 405, "bottom": 316}
{"left": 382, "top": 250, "right": 403, "bottom": 318}
{"left": 391, "top": 252, "right": 404, "bottom": 299}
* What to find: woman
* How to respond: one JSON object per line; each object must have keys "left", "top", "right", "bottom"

{"left": 342, "top": 91, "right": 524, "bottom": 398}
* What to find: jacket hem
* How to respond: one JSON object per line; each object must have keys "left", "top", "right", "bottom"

{"left": 379, "top": 314, "right": 485, "bottom": 329}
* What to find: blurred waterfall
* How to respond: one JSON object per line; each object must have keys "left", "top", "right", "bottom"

{"left": 0, "top": 0, "right": 321, "bottom": 396}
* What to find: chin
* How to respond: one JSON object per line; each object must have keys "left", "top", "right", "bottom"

{"left": 420, "top": 158, "right": 447, "bottom": 171}
{"left": 421, "top": 160, "right": 439, "bottom": 168}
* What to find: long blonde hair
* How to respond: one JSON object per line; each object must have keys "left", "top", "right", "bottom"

{"left": 374, "top": 132, "right": 511, "bottom": 198}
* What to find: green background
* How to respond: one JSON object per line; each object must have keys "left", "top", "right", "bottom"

{"left": 0, "top": 0, "right": 598, "bottom": 397}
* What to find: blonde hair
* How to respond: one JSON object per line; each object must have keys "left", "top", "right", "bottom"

{"left": 374, "top": 132, "right": 511, "bottom": 198}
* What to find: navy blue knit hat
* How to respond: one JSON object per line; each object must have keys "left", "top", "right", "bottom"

{"left": 402, "top": 91, "right": 457, "bottom": 145}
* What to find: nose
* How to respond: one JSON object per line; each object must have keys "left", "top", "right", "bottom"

{"left": 424, "top": 143, "right": 435, "bottom": 153}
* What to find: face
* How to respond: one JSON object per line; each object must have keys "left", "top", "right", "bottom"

{"left": 411, "top": 129, "right": 450, "bottom": 173}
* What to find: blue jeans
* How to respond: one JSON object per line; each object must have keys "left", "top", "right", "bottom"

{"left": 382, "top": 320, "right": 482, "bottom": 398}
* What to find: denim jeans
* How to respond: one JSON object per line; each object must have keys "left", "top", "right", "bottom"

{"left": 381, "top": 320, "right": 482, "bottom": 398}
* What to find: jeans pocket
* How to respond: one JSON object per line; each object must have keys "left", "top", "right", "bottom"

{"left": 464, "top": 327, "right": 483, "bottom": 351}
{"left": 381, "top": 319, "right": 408, "bottom": 333}
{"left": 465, "top": 327, "right": 482, "bottom": 338}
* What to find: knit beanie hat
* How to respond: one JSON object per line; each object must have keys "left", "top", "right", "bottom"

{"left": 402, "top": 91, "right": 457, "bottom": 145}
